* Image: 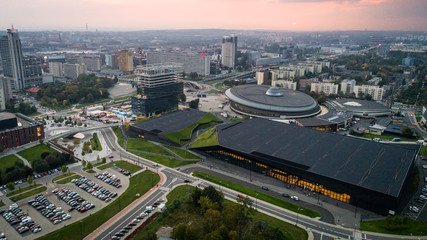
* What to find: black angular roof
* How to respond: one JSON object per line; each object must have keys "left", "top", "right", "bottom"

{"left": 132, "top": 109, "right": 206, "bottom": 134}
{"left": 215, "top": 118, "right": 417, "bottom": 197}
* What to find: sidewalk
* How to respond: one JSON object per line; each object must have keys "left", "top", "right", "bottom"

{"left": 84, "top": 167, "right": 167, "bottom": 240}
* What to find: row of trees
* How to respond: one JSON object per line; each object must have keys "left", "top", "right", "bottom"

{"left": 31, "top": 151, "right": 75, "bottom": 173}
{"left": 5, "top": 101, "right": 38, "bottom": 116}
{"left": 36, "top": 73, "right": 117, "bottom": 108}
{"left": 0, "top": 160, "right": 33, "bottom": 185}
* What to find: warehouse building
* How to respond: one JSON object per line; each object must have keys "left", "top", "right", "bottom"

{"left": 191, "top": 118, "right": 418, "bottom": 215}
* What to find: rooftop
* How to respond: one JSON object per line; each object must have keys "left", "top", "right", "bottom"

{"left": 0, "top": 112, "right": 16, "bottom": 121}
{"left": 131, "top": 109, "right": 207, "bottom": 134}
{"left": 213, "top": 118, "right": 417, "bottom": 197}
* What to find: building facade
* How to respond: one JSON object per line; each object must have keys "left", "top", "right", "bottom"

{"left": 131, "top": 64, "right": 183, "bottom": 116}
{"left": 78, "top": 56, "right": 102, "bottom": 72}
{"left": 118, "top": 50, "right": 134, "bottom": 73}
{"left": 311, "top": 82, "right": 338, "bottom": 96}
{"left": 63, "top": 63, "right": 87, "bottom": 80}
{"left": 22, "top": 57, "right": 43, "bottom": 87}
{"left": 221, "top": 36, "right": 236, "bottom": 68}
{"left": 0, "top": 28, "right": 25, "bottom": 91}
{"left": 147, "top": 52, "right": 210, "bottom": 76}
{"left": 354, "top": 85, "right": 385, "bottom": 101}
{"left": 0, "top": 113, "right": 45, "bottom": 150}
{"left": 271, "top": 79, "right": 297, "bottom": 91}
{"left": 340, "top": 79, "right": 356, "bottom": 95}
{"left": 49, "top": 62, "right": 63, "bottom": 77}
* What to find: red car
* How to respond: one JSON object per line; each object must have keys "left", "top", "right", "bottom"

{"left": 413, "top": 123, "right": 417, "bottom": 126}
{"left": 109, "top": 156, "right": 114, "bottom": 159}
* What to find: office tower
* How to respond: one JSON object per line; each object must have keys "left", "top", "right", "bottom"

{"left": 22, "top": 57, "right": 43, "bottom": 87}
{"left": 118, "top": 50, "right": 134, "bottom": 73}
{"left": 0, "top": 28, "right": 25, "bottom": 91}
{"left": 111, "top": 54, "right": 119, "bottom": 69}
{"left": 340, "top": 79, "right": 356, "bottom": 95}
{"left": 63, "top": 63, "right": 87, "bottom": 80}
{"left": 78, "top": 55, "right": 101, "bottom": 71}
{"left": 49, "top": 62, "right": 64, "bottom": 77}
{"left": 131, "top": 63, "right": 183, "bottom": 116}
{"left": 221, "top": 36, "right": 237, "bottom": 68}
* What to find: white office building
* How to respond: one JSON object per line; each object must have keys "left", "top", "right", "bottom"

{"left": 221, "top": 36, "right": 237, "bottom": 68}
{"left": 63, "top": 63, "right": 87, "bottom": 80}
{"left": 147, "top": 52, "right": 210, "bottom": 76}
{"left": 272, "top": 80, "right": 297, "bottom": 91}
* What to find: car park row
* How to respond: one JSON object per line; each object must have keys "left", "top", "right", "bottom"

{"left": 72, "top": 176, "right": 118, "bottom": 202}
{"left": 53, "top": 187, "right": 95, "bottom": 213}
{"left": 95, "top": 171, "right": 122, "bottom": 188}
{"left": 1, "top": 203, "right": 42, "bottom": 235}
{"left": 110, "top": 198, "right": 164, "bottom": 239}
{"left": 29, "top": 194, "right": 71, "bottom": 225}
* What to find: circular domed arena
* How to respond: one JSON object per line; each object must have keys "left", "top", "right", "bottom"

{"left": 225, "top": 85, "right": 320, "bottom": 119}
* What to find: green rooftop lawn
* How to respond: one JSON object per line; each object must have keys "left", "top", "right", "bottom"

{"left": 162, "top": 113, "right": 222, "bottom": 145}
{"left": 57, "top": 174, "right": 82, "bottom": 184}
{"left": 18, "top": 144, "right": 57, "bottom": 163}
{"left": 190, "top": 127, "right": 219, "bottom": 148}
{"left": 164, "top": 146, "right": 201, "bottom": 160}
{"left": 126, "top": 139, "right": 173, "bottom": 156}
{"left": 131, "top": 151, "right": 197, "bottom": 168}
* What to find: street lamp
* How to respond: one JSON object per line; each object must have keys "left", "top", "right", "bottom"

{"left": 295, "top": 208, "right": 302, "bottom": 226}
{"left": 255, "top": 193, "right": 259, "bottom": 210}
{"left": 80, "top": 220, "right": 83, "bottom": 239}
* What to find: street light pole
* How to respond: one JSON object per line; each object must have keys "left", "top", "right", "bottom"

{"left": 255, "top": 193, "right": 259, "bottom": 210}
{"left": 295, "top": 208, "right": 301, "bottom": 226}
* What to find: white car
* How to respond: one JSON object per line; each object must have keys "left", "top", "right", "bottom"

{"left": 420, "top": 195, "right": 427, "bottom": 200}
{"left": 409, "top": 206, "right": 419, "bottom": 213}
{"left": 290, "top": 196, "right": 299, "bottom": 201}
{"left": 422, "top": 165, "right": 427, "bottom": 169}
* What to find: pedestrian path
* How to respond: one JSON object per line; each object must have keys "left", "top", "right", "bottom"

{"left": 13, "top": 153, "right": 31, "bottom": 167}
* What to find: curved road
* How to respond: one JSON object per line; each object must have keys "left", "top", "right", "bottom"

{"left": 97, "top": 128, "right": 427, "bottom": 240}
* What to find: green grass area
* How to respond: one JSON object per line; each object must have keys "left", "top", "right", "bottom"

{"left": 162, "top": 113, "right": 222, "bottom": 145}
{"left": 360, "top": 133, "right": 418, "bottom": 142}
{"left": 193, "top": 171, "right": 321, "bottom": 218}
{"left": 97, "top": 162, "right": 115, "bottom": 170}
{"left": 129, "top": 185, "right": 307, "bottom": 240}
{"left": 205, "top": 89, "right": 219, "bottom": 94}
{"left": 0, "top": 201, "right": 4, "bottom": 207}
{"left": 93, "top": 161, "right": 105, "bottom": 167}
{"left": 85, "top": 169, "right": 96, "bottom": 173}
{"left": 53, "top": 172, "right": 74, "bottom": 181}
{"left": 126, "top": 139, "right": 173, "bottom": 156}
{"left": 190, "top": 127, "right": 219, "bottom": 148}
{"left": 131, "top": 151, "right": 197, "bottom": 168}
{"left": 57, "top": 174, "right": 82, "bottom": 184}
{"left": 0, "top": 155, "right": 23, "bottom": 174}
{"left": 37, "top": 171, "right": 160, "bottom": 240}
{"left": 112, "top": 126, "right": 125, "bottom": 148}
{"left": 28, "top": 111, "right": 42, "bottom": 117}
{"left": 228, "top": 117, "right": 244, "bottom": 123}
{"left": 66, "top": 111, "right": 78, "bottom": 114}
{"left": 12, "top": 186, "right": 47, "bottom": 201}
{"left": 90, "top": 133, "right": 103, "bottom": 151}
{"left": 121, "top": 75, "right": 137, "bottom": 79}
{"left": 7, "top": 184, "right": 42, "bottom": 197}
{"left": 18, "top": 144, "right": 57, "bottom": 163}
{"left": 361, "top": 218, "right": 427, "bottom": 236}
{"left": 164, "top": 146, "right": 201, "bottom": 160}
{"left": 421, "top": 146, "right": 427, "bottom": 156}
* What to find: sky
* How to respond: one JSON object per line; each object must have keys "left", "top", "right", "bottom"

{"left": 1, "top": 0, "right": 426, "bottom": 31}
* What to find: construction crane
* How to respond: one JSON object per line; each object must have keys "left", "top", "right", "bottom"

{"left": 138, "top": 47, "right": 144, "bottom": 65}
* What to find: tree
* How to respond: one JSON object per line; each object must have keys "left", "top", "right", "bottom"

{"left": 172, "top": 222, "right": 188, "bottom": 240}
{"left": 124, "top": 123, "right": 130, "bottom": 132}
{"left": 7, "top": 182, "right": 14, "bottom": 191}
{"left": 81, "top": 159, "right": 86, "bottom": 167}
{"left": 61, "top": 165, "right": 68, "bottom": 174}
{"left": 189, "top": 99, "right": 200, "bottom": 109}
{"left": 87, "top": 161, "right": 93, "bottom": 170}
{"left": 97, "top": 155, "right": 100, "bottom": 162}
{"left": 27, "top": 175, "right": 33, "bottom": 185}
{"left": 102, "top": 157, "right": 106, "bottom": 164}
{"left": 198, "top": 196, "right": 219, "bottom": 214}
{"left": 204, "top": 209, "right": 222, "bottom": 232}
{"left": 365, "top": 94, "right": 373, "bottom": 101}
{"left": 32, "top": 159, "right": 50, "bottom": 173}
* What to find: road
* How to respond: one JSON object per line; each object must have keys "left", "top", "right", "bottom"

{"left": 96, "top": 127, "right": 427, "bottom": 240}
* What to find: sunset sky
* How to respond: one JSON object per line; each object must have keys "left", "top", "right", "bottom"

{"left": 1, "top": 0, "right": 426, "bottom": 31}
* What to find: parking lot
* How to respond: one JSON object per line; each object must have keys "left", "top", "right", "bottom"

{"left": 0, "top": 167, "right": 131, "bottom": 239}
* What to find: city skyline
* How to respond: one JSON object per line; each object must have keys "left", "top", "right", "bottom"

{"left": 1, "top": 0, "right": 426, "bottom": 32}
